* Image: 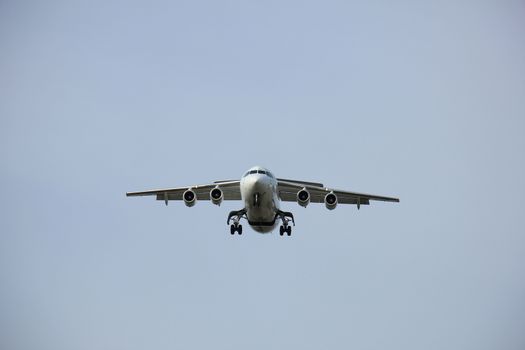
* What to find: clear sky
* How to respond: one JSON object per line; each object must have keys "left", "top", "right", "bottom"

{"left": 1, "top": 1, "right": 525, "bottom": 349}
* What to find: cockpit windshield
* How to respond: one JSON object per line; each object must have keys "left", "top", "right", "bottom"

{"left": 242, "top": 169, "right": 274, "bottom": 178}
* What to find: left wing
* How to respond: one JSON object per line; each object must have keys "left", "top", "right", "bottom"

{"left": 126, "top": 180, "right": 241, "bottom": 202}
{"left": 277, "top": 179, "right": 399, "bottom": 206}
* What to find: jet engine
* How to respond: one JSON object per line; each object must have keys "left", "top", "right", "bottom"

{"left": 297, "top": 188, "right": 310, "bottom": 207}
{"left": 210, "top": 187, "right": 223, "bottom": 206}
{"left": 183, "top": 189, "right": 197, "bottom": 207}
{"left": 324, "top": 192, "right": 338, "bottom": 210}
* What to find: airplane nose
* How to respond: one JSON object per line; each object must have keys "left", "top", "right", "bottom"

{"left": 247, "top": 174, "right": 264, "bottom": 189}
{"left": 253, "top": 174, "right": 263, "bottom": 184}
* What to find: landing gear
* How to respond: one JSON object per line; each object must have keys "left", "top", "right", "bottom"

{"left": 279, "top": 225, "right": 292, "bottom": 236}
{"left": 228, "top": 208, "right": 246, "bottom": 236}
{"left": 276, "top": 210, "right": 294, "bottom": 237}
{"left": 226, "top": 208, "right": 296, "bottom": 237}
{"left": 230, "top": 223, "right": 243, "bottom": 235}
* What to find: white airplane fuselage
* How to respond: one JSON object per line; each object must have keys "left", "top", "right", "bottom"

{"left": 240, "top": 169, "right": 280, "bottom": 233}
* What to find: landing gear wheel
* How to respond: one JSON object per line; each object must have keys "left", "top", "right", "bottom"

{"left": 286, "top": 226, "right": 292, "bottom": 236}
{"left": 230, "top": 223, "right": 242, "bottom": 235}
{"left": 279, "top": 226, "right": 284, "bottom": 236}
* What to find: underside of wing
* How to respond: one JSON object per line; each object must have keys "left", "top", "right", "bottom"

{"left": 278, "top": 188, "right": 371, "bottom": 205}
{"left": 277, "top": 179, "right": 398, "bottom": 206}
{"left": 126, "top": 180, "right": 241, "bottom": 202}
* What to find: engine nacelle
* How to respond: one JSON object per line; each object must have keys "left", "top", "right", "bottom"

{"left": 183, "top": 189, "right": 197, "bottom": 207}
{"left": 297, "top": 188, "right": 310, "bottom": 207}
{"left": 210, "top": 187, "right": 223, "bottom": 206}
{"left": 324, "top": 192, "right": 338, "bottom": 210}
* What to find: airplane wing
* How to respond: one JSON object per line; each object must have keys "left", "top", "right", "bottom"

{"left": 126, "top": 180, "right": 241, "bottom": 202}
{"left": 277, "top": 179, "right": 399, "bottom": 206}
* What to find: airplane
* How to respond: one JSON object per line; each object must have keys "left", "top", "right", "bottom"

{"left": 126, "top": 166, "right": 399, "bottom": 236}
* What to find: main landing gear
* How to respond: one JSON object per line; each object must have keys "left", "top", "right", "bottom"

{"left": 230, "top": 222, "right": 243, "bottom": 235}
{"left": 226, "top": 208, "right": 296, "bottom": 236}
{"left": 228, "top": 208, "right": 247, "bottom": 236}
{"left": 276, "top": 210, "right": 294, "bottom": 237}
{"left": 279, "top": 225, "right": 292, "bottom": 236}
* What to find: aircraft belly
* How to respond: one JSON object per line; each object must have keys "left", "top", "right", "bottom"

{"left": 246, "top": 202, "right": 272, "bottom": 219}
{"left": 251, "top": 224, "right": 276, "bottom": 233}
{"left": 241, "top": 176, "right": 278, "bottom": 233}
{"left": 245, "top": 198, "right": 278, "bottom": 233}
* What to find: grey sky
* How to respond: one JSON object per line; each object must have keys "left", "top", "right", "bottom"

{"left": 1, "top": 1, "right": 525, "bottom": 349}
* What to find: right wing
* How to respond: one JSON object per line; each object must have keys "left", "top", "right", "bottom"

{"left": 126, "top": 180, "right": 241, "bottom": 202}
